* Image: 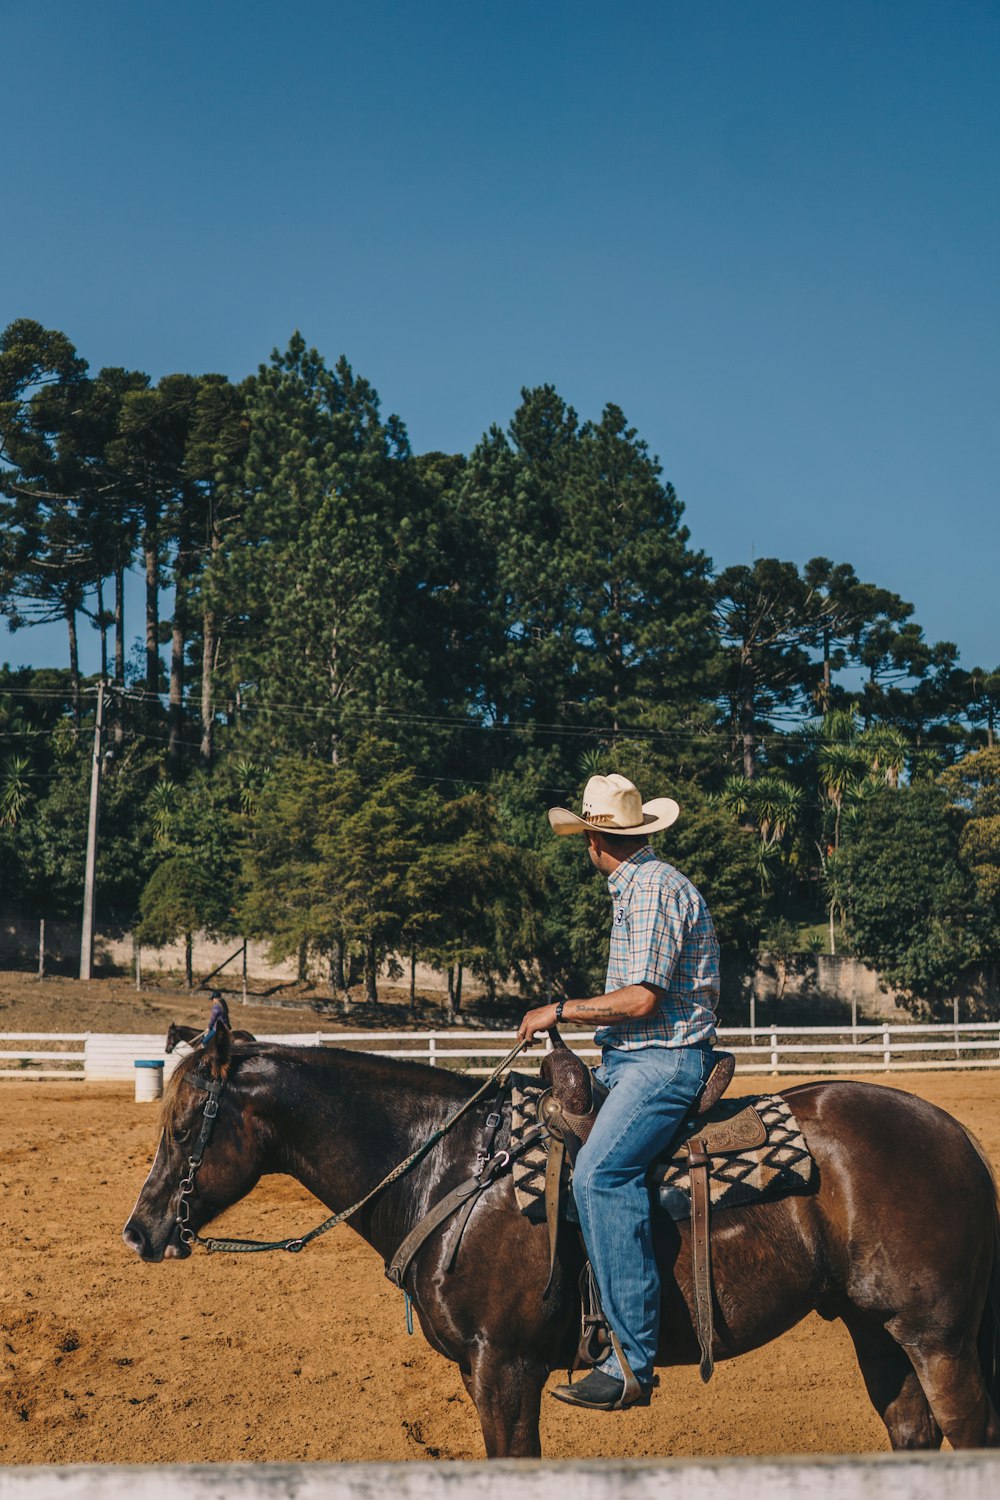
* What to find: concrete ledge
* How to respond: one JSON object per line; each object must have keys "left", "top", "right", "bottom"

{"left": 2, "top": 1454, "right": 1000, "bottom": 1500}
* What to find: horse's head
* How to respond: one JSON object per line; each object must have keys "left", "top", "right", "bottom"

{"left": 122, "top": 1025, "right": 266, "bottom": 1263}
{"left": 164, "top": 1023, "right": 182, "bottom": 1054}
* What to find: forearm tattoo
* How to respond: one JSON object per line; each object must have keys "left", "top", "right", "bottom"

{"left": 579, "top": 1002, "right": 628, "bottom": 1020}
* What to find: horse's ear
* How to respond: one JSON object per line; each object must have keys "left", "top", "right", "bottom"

{"left": 200, "top": 1021, "right": 232, "bottom": 1079}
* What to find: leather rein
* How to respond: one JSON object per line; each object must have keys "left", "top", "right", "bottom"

{"left": 172, "top": 1040, "right": 530, "bottom": 1256}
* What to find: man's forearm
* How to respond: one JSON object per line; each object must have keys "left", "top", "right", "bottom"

{"left": 563, "top": 984, "right": 663, "bottom": 1025}
{"left": 517, "top": 983, "right": 663, "bottom": 1044}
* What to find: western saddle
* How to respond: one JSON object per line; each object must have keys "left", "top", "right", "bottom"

{"left": 538, "top": 1029, "right": 740, "bottom": 1388}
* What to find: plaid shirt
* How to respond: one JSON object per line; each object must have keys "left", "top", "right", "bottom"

{"left": 595, "top": 846, "right": 720, "bottom": 1052}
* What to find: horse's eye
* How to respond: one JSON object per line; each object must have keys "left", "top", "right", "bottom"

{"left": 175, "top": 1127, "right": 191, "bottom": 1144}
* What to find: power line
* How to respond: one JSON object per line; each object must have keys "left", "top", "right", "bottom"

{"left": 0, "top": 679, "right": 980, "bottom": 754}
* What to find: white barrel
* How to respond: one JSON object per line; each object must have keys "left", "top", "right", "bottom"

{"left": 134, "top": 1059, "right": 165, "bottom": 1102}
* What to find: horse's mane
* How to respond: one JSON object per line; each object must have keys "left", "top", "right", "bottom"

{"left": 161, "top": 1037, "right": 477, "bottom": 1139}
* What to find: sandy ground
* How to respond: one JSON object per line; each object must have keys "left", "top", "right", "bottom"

{"left": 2, "top": 1063, "right": 999, "bottom": 1464}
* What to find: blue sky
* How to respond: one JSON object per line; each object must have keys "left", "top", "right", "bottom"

{"left": 3, "top": 0, "right": 998, "bottom": 676}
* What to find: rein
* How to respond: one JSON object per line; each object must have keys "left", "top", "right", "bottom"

{"left": 174, "top": 1039, "right": 530, "bottom": 1255}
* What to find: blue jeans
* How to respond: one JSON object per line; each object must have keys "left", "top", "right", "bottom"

{"left": 573, "top": 1043, "right": 713, "bottom": 1387}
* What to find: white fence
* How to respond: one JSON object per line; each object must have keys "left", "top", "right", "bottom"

{"left": 2, "top": 1454, "right": 1000, "bottom": 1500}
{"left": 3, "top": 1021, "right": 1000, "bottom": 1081}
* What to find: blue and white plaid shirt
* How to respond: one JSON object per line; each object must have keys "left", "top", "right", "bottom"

{"left": 595, "top": 846, "right": 720, "bottom": 1051}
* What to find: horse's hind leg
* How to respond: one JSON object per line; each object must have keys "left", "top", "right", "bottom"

{"left": 466, "top": 1348, "right": 547, "bottom": 1458}
{"left": 901, "top": 1341, "right": 1000, "bottom": 1449}
{"left": 843, "top": 1313, "right": 942, "bottom": 1450}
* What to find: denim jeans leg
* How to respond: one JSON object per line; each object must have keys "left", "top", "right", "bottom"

{"left": 572, "top": 1045, "right": 711, "bottom": 1387}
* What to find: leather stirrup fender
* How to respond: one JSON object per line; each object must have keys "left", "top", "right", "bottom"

{"left": 542, "top": 1132, "right": 565, "bottom": 1298}
{"left": 687, "top": 1135, "right": 715, "bottom": 1382}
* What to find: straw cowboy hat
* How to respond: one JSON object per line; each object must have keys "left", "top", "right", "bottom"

{"left": 548, "top": 774, "right": 680, "bottom": 837}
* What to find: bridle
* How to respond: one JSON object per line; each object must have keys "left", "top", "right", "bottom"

{"left": 171, "top": 1040, "right": 530, "bottom": 1256}
{"left": 175, "top": 1074, "right": 229, "bottom": 1248}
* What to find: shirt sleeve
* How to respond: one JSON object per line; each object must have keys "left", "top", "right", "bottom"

{"left": 623, "top": 875, "right": 689, "bottom": 991}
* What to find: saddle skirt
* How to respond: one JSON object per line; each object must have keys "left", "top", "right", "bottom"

{"left": 509, "top": 1074, "right": 814, "bottom": 1223}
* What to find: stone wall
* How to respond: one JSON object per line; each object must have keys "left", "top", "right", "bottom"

{"left": 736, "top": 952, "right": 999, "bottom": 1026}
{"left": 0, "top": 911, "right": 466, "bottom": 995}
{"left": 742, "top": 953, "right": 912, "bottom": 1025}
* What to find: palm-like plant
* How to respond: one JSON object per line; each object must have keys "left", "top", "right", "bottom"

{"left": 578, "top": 747, "right": 608, "bottom": 781}
{"left": 0, "top": 754, "right": 32, "bottom": 827}
{"left": 147, "top": 780, "right": 178, "bottom": 846}
{"left": 858, "top": 723, "right": 908, "bottom": 787}
{"left": 719, "top": 774, "right": 753, "bottom": 820}
{"left": 818, "top": 741, "right": 866, "bottom": 851}
{"left": 235, "top": 757, "right": 271, "bottom": 818}
{"left": 720, "top": 770, "right": 803, "bottom": 893}
{"left": 750, "top": 772, "right": 804, "bottom": 849}
{"left": 814, "top": 709, "right": 912, "bottom": 954}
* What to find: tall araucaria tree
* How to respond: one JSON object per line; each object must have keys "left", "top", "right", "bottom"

{"left": 560, "top": 402, "right": 715, "bottom": 760}
{"left": 463, "top": 386, "right": 715, "bottom": 778}
{"left": 205, "top": 334, "right": 441, "bottom": 762}
{"left": 0, "top": 320, "right": 91, "bottom": 717}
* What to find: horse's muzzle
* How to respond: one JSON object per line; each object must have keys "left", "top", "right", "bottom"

{"left": 122, "top": 1218, "right": 190, "bottom": 1263}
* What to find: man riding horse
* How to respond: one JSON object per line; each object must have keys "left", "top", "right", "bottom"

{"left": 518, "top": 773, "right": 720, "bottom": 1412}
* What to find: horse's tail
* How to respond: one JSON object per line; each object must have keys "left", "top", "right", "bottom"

{"left": 963, "top": 1123, "right": 1000, "bottom": 1411}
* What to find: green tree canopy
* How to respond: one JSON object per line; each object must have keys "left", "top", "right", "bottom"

{"left": 838, "top": 783, "right": 995, "bottom": 1012}
{"left": 941, "top": 747, "right": 1000, "bottom": 908}
{"left": 136, "top": 855, "right": 232, "bottom": 989}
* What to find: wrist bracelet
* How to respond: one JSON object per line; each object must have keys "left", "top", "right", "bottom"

{"left": 554, "top": 999, "right": 565, "bottom": 1023}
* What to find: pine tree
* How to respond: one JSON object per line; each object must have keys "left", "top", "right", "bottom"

{"left": 561, "top": 403, "right": 715, "bottom": 751}
{"left": 206, "top": 335, "right": 429, "bottom": 761}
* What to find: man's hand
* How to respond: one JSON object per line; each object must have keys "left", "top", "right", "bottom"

{"left": 517, "top": 1003, "right": 559, "bottom": 1045}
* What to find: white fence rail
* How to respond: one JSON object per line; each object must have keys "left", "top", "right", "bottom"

{"left": 3, "top": 1021, "right": 1000, "bottom": 1081}
{"left": 3, "top": 1454, "right": 1000, "bottom": 1500}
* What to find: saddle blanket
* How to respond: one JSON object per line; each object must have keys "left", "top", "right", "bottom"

{"left": 509, "top": 1073, "right": 814, "bottom": 1224}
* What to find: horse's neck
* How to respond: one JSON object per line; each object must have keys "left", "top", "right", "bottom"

{"left": 263, "top": 1051, "right": 475, "bottom": 1259}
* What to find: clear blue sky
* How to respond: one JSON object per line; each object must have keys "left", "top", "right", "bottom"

{"left": 3, "top": 0, "right": 998, "bottom": 676}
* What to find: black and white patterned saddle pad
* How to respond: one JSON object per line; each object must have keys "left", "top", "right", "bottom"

{"left": 509, "top": 1073, "right": 814, "bottom": 1224}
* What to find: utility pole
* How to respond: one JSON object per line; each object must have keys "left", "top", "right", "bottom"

{"left": 80, "top": 680, "right": 106, "bottom": 981}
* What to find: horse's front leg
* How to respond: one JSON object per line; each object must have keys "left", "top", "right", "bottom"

{"left": 465, "top": 1347, "right": 547, "bottom": 1457}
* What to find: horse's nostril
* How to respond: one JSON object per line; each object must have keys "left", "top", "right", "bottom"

{"left": 122, "top": 1223, "right": 147, "bottom": 1257}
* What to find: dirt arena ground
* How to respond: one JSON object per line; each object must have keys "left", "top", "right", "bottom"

{"left": 3, "top": 1056, "right": 999, "bottom": 1465}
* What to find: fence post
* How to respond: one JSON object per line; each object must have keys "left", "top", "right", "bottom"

{"left": 428, "top": 1035, "right": 437, "bottom": 1067}
{"left": 38, "top": 919, "right": 45, "bottom": 980}
{"left": 242, "top": 940, "right": 248, "bottom": 1006}
{"left": 770, "top": 1030, "right": 778, "bottom": 1074}
{"left": 883, "top": 1027, "right": 891, "bottom": 1070}
{"left": 134, "top": 938, "right": 141, "bottom": 993}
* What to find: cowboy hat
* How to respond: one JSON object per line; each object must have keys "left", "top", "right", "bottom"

{"left": 548, "top": 774, "right": 680, "bottom": 837}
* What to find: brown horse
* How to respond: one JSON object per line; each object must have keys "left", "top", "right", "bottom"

{"left": 123, "top": 1026, "right": 1000, "bottom": 1458}
{"left": 164, "top": 1022, "right": 256, "bottom": 1053}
